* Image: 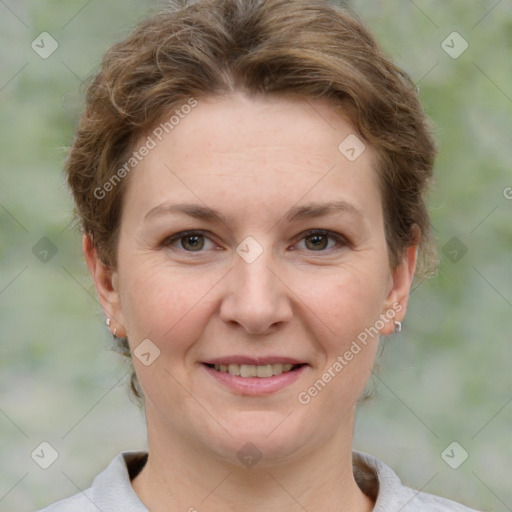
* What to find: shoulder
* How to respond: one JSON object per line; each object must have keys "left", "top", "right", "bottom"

{"left": 353, "top": 451, "right": 482, "bottom": 512}
{"left": 36, "top": 451, "right": 148, "bottom": 512}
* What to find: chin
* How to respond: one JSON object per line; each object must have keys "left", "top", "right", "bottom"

{"left": 202, "top": 413, "right": 311, "bottom": 468}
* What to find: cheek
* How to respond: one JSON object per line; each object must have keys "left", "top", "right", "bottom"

{"left": 119, "top": 256, "right": 389, "bottom": 348}
{"left": 118, "top": 259, "right": 221, "bottom": 349}
{"left": 293, "top": 263, "right": 390, "bottom": 343}
{"left": 297, "top": 271, "right": 385, "bottom": 412}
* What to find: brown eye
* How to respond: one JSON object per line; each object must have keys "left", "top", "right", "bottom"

{"left": 304, "top": 233, "right": 329, "bottom": 251}
{"left": 162, "top": 231, "right": 215, "bottom": 252}
{"left": 180, "top": 234, "right": 205, "bottom": 251}
{"left": 293, "top": 229, "right": 348, "bottom": 253}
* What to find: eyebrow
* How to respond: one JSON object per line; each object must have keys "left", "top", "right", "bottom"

{"left": 144, "top": 200, "right": 363, "bottom": 224}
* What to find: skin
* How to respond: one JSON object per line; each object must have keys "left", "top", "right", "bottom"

{"left": 85, "top": 92, "right": 417, "bottom": 511}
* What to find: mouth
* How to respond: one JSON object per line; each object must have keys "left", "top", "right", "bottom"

{"left": 203, "top": 362, "right": 306, "bottom": 378}
{"left": 200, "top": 356, "right": 309, "bottom": 395}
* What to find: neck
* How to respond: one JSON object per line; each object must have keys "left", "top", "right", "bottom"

{"left": 132, "top": 409, "right": 374, "bottom": 512}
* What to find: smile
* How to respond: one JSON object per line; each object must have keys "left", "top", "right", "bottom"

{"left": 207, "top": 363, "right": 302, "bottom": 377}
{"left": 201, "top": 361, "right": 308, "bottom": 396}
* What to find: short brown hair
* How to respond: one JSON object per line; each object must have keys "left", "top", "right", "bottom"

{"left": 66, "top": 0, "right": 438, "bottom": 400}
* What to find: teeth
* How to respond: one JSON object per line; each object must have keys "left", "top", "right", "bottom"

{"left": 256, "top": 364, "right": 273, "bottom": 378}
{"left": 213, "top": 363, "right": 296, "bottom": 377}
{"left": 240, "top": 364, "right": 256, "bottom": 377}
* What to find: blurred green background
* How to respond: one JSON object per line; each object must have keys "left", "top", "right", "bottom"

{"left": 1, "top": 1, "right": 510, "bottom": 510}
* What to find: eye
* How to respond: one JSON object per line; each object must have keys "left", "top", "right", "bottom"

{"left": 162, "top": 231, "right": 216, "bottom": 252}
{"left": 161, "top": 229, "right": 348, "bottom": 254}
{"left": 294, "top": 229, "right": 347, "bottom": 252}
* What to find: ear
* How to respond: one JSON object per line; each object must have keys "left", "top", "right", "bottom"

{"left": 82, "top": 234, "right": 127, "bottom": 337}
{"left": 379, "top": 243, "right": 418, "bottom": 336}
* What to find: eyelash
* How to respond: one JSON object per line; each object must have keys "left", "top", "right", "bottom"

{"left": 161, "top": 229, "right": 350, "bottom": 254}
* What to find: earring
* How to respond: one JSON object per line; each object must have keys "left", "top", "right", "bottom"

{"left": 106, "top": 317, "right": 123, "bottom": 338}
{"left": 394, "top": 320, "right": 402, "bottom": 333}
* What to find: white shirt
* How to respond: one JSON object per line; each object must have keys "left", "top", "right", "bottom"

{"left": 38, "top": 450, "right": 481, "bottom": 511}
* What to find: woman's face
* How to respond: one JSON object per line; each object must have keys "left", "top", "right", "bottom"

{"left": 89, "top": 93, "right": 415, "bottom": 465}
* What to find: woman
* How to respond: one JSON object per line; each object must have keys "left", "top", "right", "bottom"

{"left": 40, "top": 0, "right": 480, "bottom": 510}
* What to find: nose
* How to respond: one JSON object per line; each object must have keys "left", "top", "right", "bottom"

{"left": 219, "top": 246, "right": 293, "bottom": 335}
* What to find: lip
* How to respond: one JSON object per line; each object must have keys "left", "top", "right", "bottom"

{"left": 202, "top": 355, "right": 307, "bottom": 366}
{"left": 200, "top": 362, "right": 309, "bottom": 396}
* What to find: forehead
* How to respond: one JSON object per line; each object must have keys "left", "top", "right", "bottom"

{"left": 122, "top": 93, "right": 382, "bottom": 226}
{"left": 152, "top": 93, "right": 366, "bottom": 166}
